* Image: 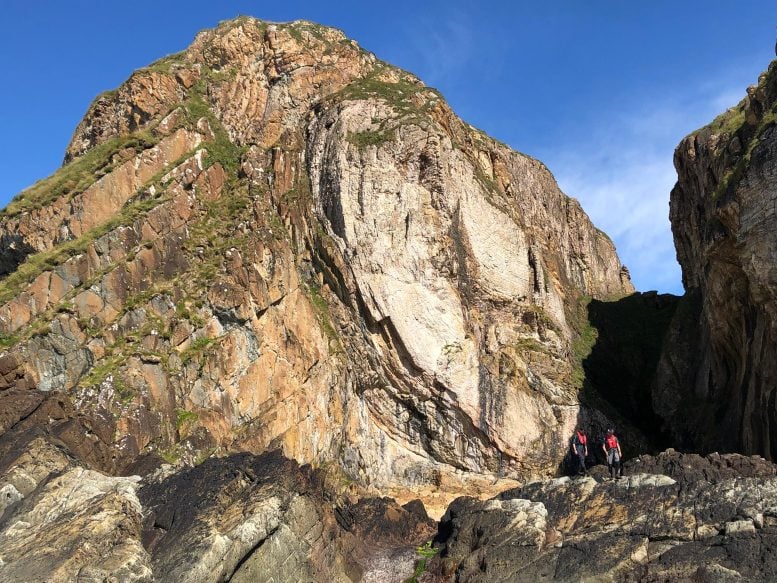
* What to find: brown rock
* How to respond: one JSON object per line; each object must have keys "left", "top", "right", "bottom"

{"left": 0, "top": 17, "right": 634, "bottom": 501}
{"left": 657, "top": 60, "right": 777, "bottom": 459}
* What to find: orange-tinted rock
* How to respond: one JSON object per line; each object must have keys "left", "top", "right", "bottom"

{"left": 0, "top": 18, "right": 634, "bottom": 502}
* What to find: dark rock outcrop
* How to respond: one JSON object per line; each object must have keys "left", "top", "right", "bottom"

{"left": 0, "top": 445, "right": 435, "bottom": 582}
{"left": 430, "top": 452, "right": 777, "bottom": 582}
{"left": 625, "top": 449, "right": 777, "bottom": 486}
{"left": 656, "top": 60, "right": 777, "bottom": 459}
{"left": 139, "top": 450, "right": 436, "bottom": 582}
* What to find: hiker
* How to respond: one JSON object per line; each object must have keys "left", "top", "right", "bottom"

{"left": 570, "top": 427, "right": 588, "bottom": 475}
{"left": 602, "top": 428, "right": 623, "bottom": 480}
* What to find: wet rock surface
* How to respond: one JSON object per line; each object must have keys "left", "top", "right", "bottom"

{"left": 430, "top": 452, "right": 777, "bottom": 582}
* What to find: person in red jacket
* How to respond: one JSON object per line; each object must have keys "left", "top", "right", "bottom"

{"left": 570, "top": 427, "right": 588, "bottom": 475}
{"left": 602, "top": 428, "right": 623, "bottom": 480}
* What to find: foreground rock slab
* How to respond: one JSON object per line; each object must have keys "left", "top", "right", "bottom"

{"left": 430, "top": 452, "right": 777, "bottom": 582}
{"left": 0, "top": 445, "right": 435, "bottom": 582}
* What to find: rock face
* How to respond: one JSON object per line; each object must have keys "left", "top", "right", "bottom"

{"left": 656, "top": 59, "right": 777, "bottom": 458}
{"left": 431, "top": 451, "right": 777, "bottom": 582}
{"left": 0, "top": 17, "right": 632, "bottom": 507}
{"left": 0, "top": 432, "right": 435, "bottom": 583}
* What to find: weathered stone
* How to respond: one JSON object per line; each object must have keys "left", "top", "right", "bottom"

{"left": 138, "top": 451, "right": 435, "bottom": 583}
{"left": 0, "top": 466, "right": 151, "bottom": 583}
{"left": 624, "top": 450, "right": 777, "bottom": 486}
{"left": 432, "top": 452, "right": 777, "bottom": 582}
{"left": 0, "top": 16, "right": 634, "bottom": 499}
{"left": 656, "top": 59, "right": 777, "bottom": 460}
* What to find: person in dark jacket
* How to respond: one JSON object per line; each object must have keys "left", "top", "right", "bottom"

{"left": 570, "top": 427, "right": 588, "bottom": 475}
{"left": 602, "top": 428, "right": 623, "bottom": 480}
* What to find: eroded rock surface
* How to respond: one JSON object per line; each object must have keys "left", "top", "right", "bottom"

{"left": 657, "top": 59, "right": 777, "bottom": 459}
{"left": 0, "top": 16, "right": 633, "bottom": 503}
{"left": 431, "top": 452, "right": 777, "bottom": 582}
{"left": 0, "top": 445, "right": 434, "bottom": 583}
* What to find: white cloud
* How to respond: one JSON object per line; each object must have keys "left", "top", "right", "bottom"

{"left": 550, "top": 142, "right": 681, "bottom": 294}
{"left": 537, "top": 74, "right": 757, "bottom": 296}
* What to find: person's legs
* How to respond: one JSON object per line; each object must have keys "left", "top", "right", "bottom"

{"left": 607, "top": 450, "right": 615, "bottom": 479}
{"left": 576, "top": 449, "right": 586, "bottom": 475}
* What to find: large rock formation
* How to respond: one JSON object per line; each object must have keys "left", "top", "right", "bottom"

{"left": 656, "top": 60, "right": 777, "bottom": 458}
{"left": 7, "top": 17, "right": 777, "bottom": 583}
{"left": 0, "top": 16, "right": 633, "bottom": 504}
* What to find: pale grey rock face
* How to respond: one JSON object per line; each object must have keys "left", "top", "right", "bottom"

{"left": 303, "top": 86, "right": 633, "bottom": 488}
{"left": 0, "top": 467, "right": 152, "bottom": 583}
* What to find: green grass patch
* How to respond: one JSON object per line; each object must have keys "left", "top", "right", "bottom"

{"left": 114, "top": 375, "right": 135, "bottom": 404}
{"left": 404, "top": 541, "right": 438, "bottom": 583}
{"left": 306, "top": 282, "right": 340, "bottom": 345}
{"left": 143, "top": 51, "right": 187, "bottom": 74}
{"left": 346, "top": 128, "right": 395, "bottom": 148}
{"left": 180, "top": 336, "right": 215, "bottom": 365}
{"left": 183, "top": 80, "right": 245, "bottom": 177}
{"left": 568, "top": 296, "right": 598, "bottom": 389}
{"left": 331, "top": 65, "right": 440, "bottom": 127}
{"left": 522, "top": 304, "right": 558, "bottom": 331}
{"left": 78, "top": 356, "right": 126, "bottom": 389}
{"left": 0, "top": 333, "right": 20, "bottom": 349}
{"left": 706, "top": 105, "right": 747, "bottom": 138}
{"left": 1, "top": 132, "right": 158, "bottom": 219}
{"left": 175, "top": 408, "right": 199, "bottom": 429}
{"left": 712, "top": 106, "right": 777, "bottom": 199}
{"left": 159, "top": 446, "right": 181, "bottom": 465}
{"left": 513, "top": 337, "right": 547, "bottom": 354}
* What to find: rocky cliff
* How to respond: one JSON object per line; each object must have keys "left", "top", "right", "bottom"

{"left": 656, "top": 59, "right": 777, "bottom": 458}
{"left": 0, "top": 16, "right": 633, "bottom": 506}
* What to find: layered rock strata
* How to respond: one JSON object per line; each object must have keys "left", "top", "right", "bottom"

{"left": 656, "top": 60, "right": 777, "bottom": 458}
{"left": 430, "top": 452, "right": 777, "bottom": 582}
{"left": 0, "top": 18, "right": 632, "bottom": 503}
{"left": 0, "top": 432, "right": 435, "bottom": 583}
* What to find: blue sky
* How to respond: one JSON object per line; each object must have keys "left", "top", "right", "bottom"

{"left": 1, "top": 1, "right": 775, "bottom": 294}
